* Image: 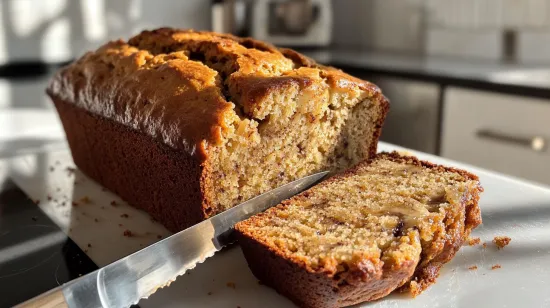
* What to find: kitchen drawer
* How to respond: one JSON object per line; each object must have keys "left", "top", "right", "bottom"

{"left": 441, "top": 87, "right": 550, "bottom": 185}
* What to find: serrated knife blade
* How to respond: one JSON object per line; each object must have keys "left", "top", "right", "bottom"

{"left": 16, "top": 171, "right": 328, "bottom": 308}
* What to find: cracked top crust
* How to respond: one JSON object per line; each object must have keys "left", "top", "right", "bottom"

{"left": 47, "top": 28, "right": 382, "bottom": 157}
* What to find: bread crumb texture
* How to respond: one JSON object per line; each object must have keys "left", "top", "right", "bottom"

{"left": 236, "top": 152, "right": 482, "bottom": 306}
{"left": 493, "top": 236, "right": 511, "bottom": 249}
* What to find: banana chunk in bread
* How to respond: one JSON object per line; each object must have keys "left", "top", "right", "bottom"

{"left": 235, "top": 152, "right": 483, "bottom": 308}
{"left": 47, "top": 28, "right": 388, "bottom": 232}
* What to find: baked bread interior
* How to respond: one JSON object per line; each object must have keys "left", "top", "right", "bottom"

{"left": 236, "top": 152, "right": 483, "bottom": 308}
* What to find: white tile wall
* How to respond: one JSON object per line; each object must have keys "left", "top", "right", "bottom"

{"left": 517, "top": 30, "right": 550, "bottom": 62}
{"left": 332, "top": 0, "right": 426, "bottom": 53}
{"left": 477, "top": 0, "right": 503, "bottom": 29}
{"left": 333, "top": 0, "right": 550, "bottom": 60}
{"left": 369, "top": 0, "right": 425, "bottom": 53}
{"left": 426, "top": 0, "right": 550, "bottom": 29}
{"left": 0, "top": 0, "right": 211, "bottom": 64}
{"left": 525, "top": 0, "right": 547, "bottom": 28}
{"left": 426, "top": 28, "right": 503, "bottom": 60}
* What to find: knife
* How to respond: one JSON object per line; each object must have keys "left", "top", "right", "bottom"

{"left": 16, "top": 171, "right": 328, "bottom": 308}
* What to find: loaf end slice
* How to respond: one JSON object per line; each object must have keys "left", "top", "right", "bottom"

{"left": 235, "top": 152, "right": 483, "bottom": 308}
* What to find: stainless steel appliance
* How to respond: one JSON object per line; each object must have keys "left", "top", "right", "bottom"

{"left": 212, "top": 0, "right": 332, "bottom": 47}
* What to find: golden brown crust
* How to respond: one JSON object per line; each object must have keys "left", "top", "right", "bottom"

{"left": 47, "top": 28, "right": 384, "bottom": 158}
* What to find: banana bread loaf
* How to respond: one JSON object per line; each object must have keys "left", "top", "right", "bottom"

{"left": 235, "top": 152, "right": 483, "bottom": 308}
{"left": 46, "top": 28, "right": 389, "bottom": 232}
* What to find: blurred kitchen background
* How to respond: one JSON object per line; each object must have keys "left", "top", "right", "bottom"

{"left": 1, "top": 0, "right": 549, "bottom": 185}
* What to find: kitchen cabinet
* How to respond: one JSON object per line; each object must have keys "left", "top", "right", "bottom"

{"left": 369, "top": 77, "right": 441, "bottom": 154}
{"left": 441, "top": 87, "right": 550, "bottom": 185}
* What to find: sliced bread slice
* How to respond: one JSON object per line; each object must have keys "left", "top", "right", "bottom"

{"left": 235, "top": 152, "right": 482, "bottom": 308}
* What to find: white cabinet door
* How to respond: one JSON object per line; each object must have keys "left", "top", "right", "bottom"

{"left": 441, "top": 87, "right": 550, "bottom": 185}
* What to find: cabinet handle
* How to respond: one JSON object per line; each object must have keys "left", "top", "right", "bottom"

{"left": 476, "top": 129, "right": 546, "bottom": 152}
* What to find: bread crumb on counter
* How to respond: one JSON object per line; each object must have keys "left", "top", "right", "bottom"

{"left": 123, "top": 229, "right": 133, "bottom": 237}
{"left": 491, "top": 264, "right": 502, "bottom": 270}
{"left": 226, "top": 282, "right": 236, "bottom": 289}
{"left": 72, "top": 201, "right": 79, "bottom": 207}
{"left": 408, "top": 281, "right": 421, "bottom": 298}
{"left": 87, "top": 243, "right": 92, "bottom": 248}
{"left": 467, "top": 237, "right": 481, "bottom": 246}
{"left": 110, "top": 200, "right": 118, "bottom": 206}
{"left": 207, "top": 291, "right": 212, "bottom": 296}
{"left": 493, "top": 236, "right": 511, "bottom": 249}
{"left": 120, "top": 213, "right": 129, "bottom": 218}
{"left": 468, "top": 265, "right": 478, "bottom": 270}
{"left": 80, "top": 196, "right": 92, "bottom": 204}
